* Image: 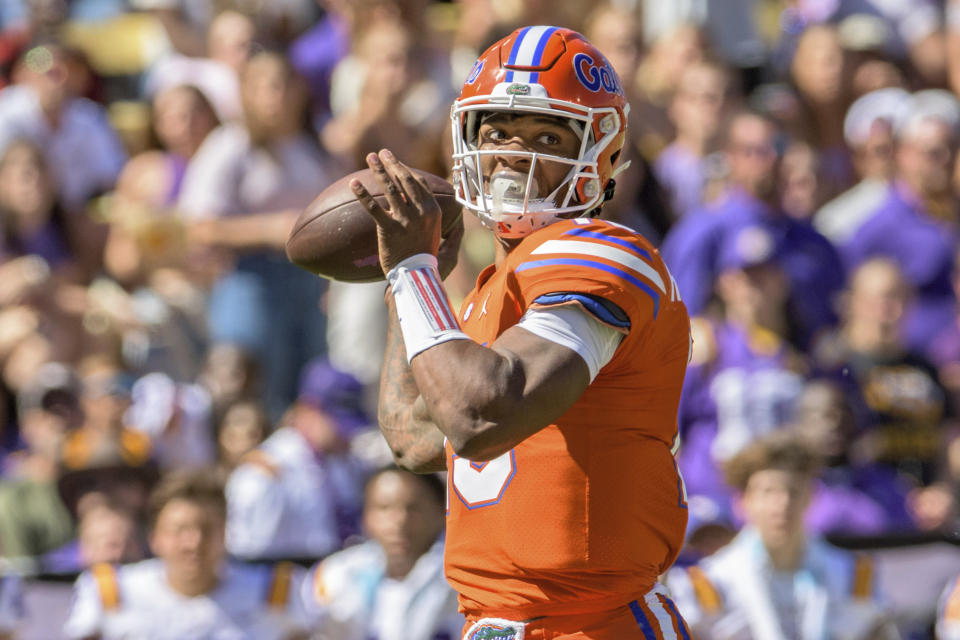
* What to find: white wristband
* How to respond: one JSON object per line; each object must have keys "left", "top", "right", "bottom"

{"left": 387, "top": 254, "right": 470, "bottom": 362}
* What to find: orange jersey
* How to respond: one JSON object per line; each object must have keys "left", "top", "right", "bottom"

{"left": 444, "top": 218, "right": 691, "bottom": 619}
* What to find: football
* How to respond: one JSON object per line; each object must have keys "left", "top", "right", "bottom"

{"left": 285, "top": 168, "right": 462, "bottom": 282}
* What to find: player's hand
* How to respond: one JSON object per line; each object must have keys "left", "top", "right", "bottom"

{"left": 351, "top": 149, "right": 442, "bottom": 274}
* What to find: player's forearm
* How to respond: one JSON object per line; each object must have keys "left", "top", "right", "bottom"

{"left": 378, "top": 294, "right": 447, "bottom": 472}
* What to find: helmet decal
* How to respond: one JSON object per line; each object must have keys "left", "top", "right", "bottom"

{"left": 466, "top": 59, "right": 484, "bottom": 85}
{"left": 572, "top": 53, "right": 621, "bottom": 94}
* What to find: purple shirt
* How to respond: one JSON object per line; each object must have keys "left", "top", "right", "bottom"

{"left": 927, "top": 316, "right": 960, "bottom": 369}
{"left": 653, "top": 142, "right": 707, "bottom": 218}
{"left": 841, "top": 183, "right": 957, "bottom": 353}
{"left": 2, "top": 219, "right": 72, "bottom": 266}
{"left": 679, "top": 321, "right": 807, "bottom": 506}
{"left": 661, "top": 188, "right": 845, "bottom": 347}
{"left": 806, "top": 465, "right": 915, "bottom": 535}
{"left": 288, "top": 12, "right": 350, "bottom": 126}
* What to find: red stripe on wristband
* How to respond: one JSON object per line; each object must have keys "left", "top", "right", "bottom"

{"left": 410, "top": 269, "right": 446, "bottom": 330}
{"left": 419, "top": 268, "right": 459, "bottom": 329}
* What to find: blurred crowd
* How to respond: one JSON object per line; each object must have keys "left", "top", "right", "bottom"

{"left": 0, "top": 0, "right": 956, "bottom": 637}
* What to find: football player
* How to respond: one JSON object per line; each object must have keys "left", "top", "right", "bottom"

{"left": 353, "top": 26, "right": 692, "bottom": 639}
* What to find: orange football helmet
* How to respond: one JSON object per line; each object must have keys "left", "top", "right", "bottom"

{"left": 451, "top": 26, "right": 630, "bottom": 239}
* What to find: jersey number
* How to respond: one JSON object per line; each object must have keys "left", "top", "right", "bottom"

{"left": 450, "top": 450, "right": 516, "bottom": 509}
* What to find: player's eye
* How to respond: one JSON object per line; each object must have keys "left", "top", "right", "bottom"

{"left": 483, "top": 127, "right": 507, "bottom": 142}
{"left": 536, "top": 132, "right": 562, "bottom": 146}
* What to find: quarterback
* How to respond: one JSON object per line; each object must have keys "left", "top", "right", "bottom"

{"left": 353, "top": 26, "right": 692, "bottom": 639}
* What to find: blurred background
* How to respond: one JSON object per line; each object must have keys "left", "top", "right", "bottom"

{"left": 0, "top": 0, "right": 958, "bottom": 637}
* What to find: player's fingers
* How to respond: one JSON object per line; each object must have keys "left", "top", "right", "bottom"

{"left": 410, "top": 169, "right": 431, "bottom": 193}
{"left": 350, "top": 178, "right": 392, "bottom": 226}
{"left": 367, "top": 151, "right": 406, "bottom": 214}
{"left": 382, "top": 149, "right": 430, "bottom": 205}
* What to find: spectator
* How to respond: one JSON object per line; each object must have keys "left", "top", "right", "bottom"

{"left": 665, "top": 431, "right": 898, "bottom": 640}
{"left": 778, "top": 139, "right": 824, "bottom": 221}
{"left": 215, "top": 399, "right": 268, "bottom": 474}
{"left": 75, "top": 499, "right": 144, "bottom": 567}
{"left": 321, "top": 15, "right": 451, "bottom": 175}
{"left": 836, "top": 14, "right": 908, "bottom": 99}
{"left": 813, "top": 258, "right": 951, "bottom": 524}
{"left": 42, "top": 497, "right": 146, "bottom": 573}
{"left": 178, "top": 50, "right": 333, "bottom": 419}
{"left": 104, "top": 83, "right": 220, "bottom": 295}
{"left": 841, "top": 89, "right": 960, "bottom": 357}
{"left": 678, "top": 222, "right": 808, "bottom": 521}
{"left": 661, "top": 109, "right": 845, "bottom": 348}
{"left": 790, "top": 378, "right": 915, "bottom": 535}
{"left": 63, "top": 469, "right": 310, "bottom": 639}
{"left": 60, "top": 358, "right": 152, "bottom": 472}
{"left": 0, "top": 139, "right": 87, "bottom": 365}
{"left": 125, "top": 371, "right": 215, "bottom": 470}
{"left": 788, "top": 24, "right": 854, "bottom": 200}
{"left": 633, "top": 23, "right": 706, "bottom": 159}
{"left": 814, "top": 87, "right": 910, "bottom": 245}
{"left": 0, "top": 138, "right": 74, "bottom": 270}
{"left": 54, "top": 463, "right": 159, "bottom": 556}
{"left": 226, "top": 358, "right": 368, "bottom": 560}
{"left": 655, "top": 59, "right": 735, "bottom": 219}
{"left": 0, "top": 42, "right": 125, "bottom": 279}
{"left": 196, "top": 342, "right": 261, "bottom": 426}
{"left": 0, "top": 362, "right": 79, "bottom": 559}
{"left": 302, "top": 467, "right": 463, "bottom": 639}
{"left": 145, "top": 9, "right": 255, "bottom": 122}
{"left": 0, "top": 42, "right": 126, "bottom": 214}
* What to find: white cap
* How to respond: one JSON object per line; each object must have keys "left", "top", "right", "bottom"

{"left": 843, "top": 87, "right": 910, "bottom": 147}
{"left": 894, "top": 89, "right": 960, "bottom": 140}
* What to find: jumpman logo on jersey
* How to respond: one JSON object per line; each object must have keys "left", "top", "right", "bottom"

{"left": 478, "top": 294, "right": 490, "bottom": 319}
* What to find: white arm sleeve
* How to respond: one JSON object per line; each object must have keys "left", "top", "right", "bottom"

{"left": 515, "top": 304, "right": 623, "bottom": 381}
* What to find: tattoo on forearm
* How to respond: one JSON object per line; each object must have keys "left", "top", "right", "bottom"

{"left": 378, "top": 293, "right": 447, "bottom": 471}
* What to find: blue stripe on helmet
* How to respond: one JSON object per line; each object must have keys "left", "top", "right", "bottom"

{"left": 505, "top": 26, "right": 532, "bottom": 83}
{"left": 528, "top": 26, "right": 558, "bottom": 83}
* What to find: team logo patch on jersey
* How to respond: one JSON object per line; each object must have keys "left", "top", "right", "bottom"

{"left": 465, "top": 618, "right": 526, "bottom": 640}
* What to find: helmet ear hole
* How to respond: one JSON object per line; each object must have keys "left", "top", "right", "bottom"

{"left": 603, "top": 179, "right": 617, "bottom": 202}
